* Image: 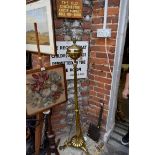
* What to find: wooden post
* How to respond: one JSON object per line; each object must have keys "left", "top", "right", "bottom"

{"left": 34, "top": 22, "right": 44, "bottom": 155}
{"left": 35, "top": 113, "right": 43, "bottom": 155}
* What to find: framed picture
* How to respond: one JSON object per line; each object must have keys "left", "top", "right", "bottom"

{"left": 26, "top": 0, "right": 56, "bottom": 55}
{"left": 26, "top": 64, "right": 67, "bottom": 115}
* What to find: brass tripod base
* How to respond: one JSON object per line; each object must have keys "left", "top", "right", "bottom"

{"left": 59, "top": 135, "right": 89, "bottom": 155}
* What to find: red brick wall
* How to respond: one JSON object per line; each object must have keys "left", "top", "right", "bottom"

{"left": 88, "top": 0, "right": 120, "bottom": 132}
{"left": 30, "top": 0, "right": 120, "bottom": 136}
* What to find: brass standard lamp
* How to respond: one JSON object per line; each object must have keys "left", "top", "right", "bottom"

{"left": 59, "top": 40, "right": 89, "bottom": 155}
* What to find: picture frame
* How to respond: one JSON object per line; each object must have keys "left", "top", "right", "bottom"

{"left": 26, "top": 64, "right": 67, "bottom": 115}
{"left": 26, "top": 0, "right": 56, "bottom": 55}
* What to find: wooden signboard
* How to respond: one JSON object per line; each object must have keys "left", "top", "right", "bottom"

{"left": 56, "top": 0, "right": 83, "bottom": 18}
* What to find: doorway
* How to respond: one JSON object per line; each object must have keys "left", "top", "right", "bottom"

{"left": 106, "top": 24, "right": 129, "bottom": 154}
{"left": 107, "top": 9, "right": 129, "bottom": 155}
{"left": 107, "top": 23, "right": 129, "bottom": 150}
{"left": 115, "top": 23, "right": 129, "bottom": 122}
{"left": 104, "top": 0, "right": 129, "bottom": 143}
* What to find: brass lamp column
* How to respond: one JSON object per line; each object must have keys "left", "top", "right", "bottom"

{"left": 59, "top": 40, "right": 89, "bottom": 155}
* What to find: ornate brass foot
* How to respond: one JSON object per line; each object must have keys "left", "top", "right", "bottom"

{"left": 59, "top": 135, "right": 90, "bottom": 155}
{"left": 81, "top": 145, "right": 89, "bottom": 155}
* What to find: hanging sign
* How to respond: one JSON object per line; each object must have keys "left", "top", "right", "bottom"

{"left": 56, "top": 0, "right": 83, "bottom": 18}
{"left": 50, "top": 41, "right": 88, "bottom": 79}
